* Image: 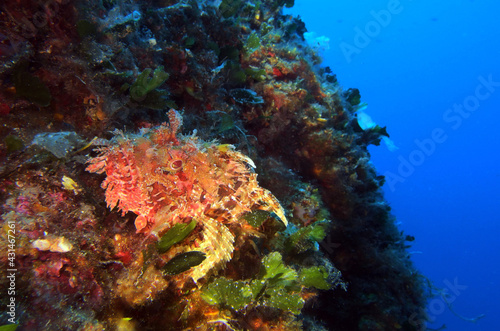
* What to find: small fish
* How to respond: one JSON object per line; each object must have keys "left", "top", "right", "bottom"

{"left": 62, "top": 175, "right": 81, "bottom": 195}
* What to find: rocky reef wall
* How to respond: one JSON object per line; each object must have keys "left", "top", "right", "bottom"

{"left": 0, "top": 1, "right": 427, "bottom": 330}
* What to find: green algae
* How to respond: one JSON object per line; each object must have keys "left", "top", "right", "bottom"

{"left": 285, "top": 221, "right": 329, "bottom": 254}
{"left": 344, "top": 88, "right": 361, "bottom": 106}
{"left": 218, "top": 113, "right": 235, "bottom": 132}
{"left": 129, "top": 66, "right": 169, "bottom": 102}
{"left": 299, "top": 266, "right": 331, "bottom": 290}
{"left": 163, "top": 251, "right": 206, "bottom": 275}
{"left": 157, "top": 220, "right": 197, "bottom": 254}
{"left": 244, "top": 67, "right": 267, "bottom": 82}
{"left": 201, "top": 252, "right": 330, "bottom": 314}
{"left": 244, "top": 32, "right": 261, "bottom": 54}
{"left": 201, "top": 277, "right": 253, "bottom": 310}
{"left": 0, "top": 325, "right": 18, "bottom": 331}
{"left": 284, "top": 16, "right": 307, "bottom": 41}
{"left": 260, "top": 252, "right": 298, "bottom": 288}
{"left": 243, "top": 209, "right": 271, "bottom": 227}
{"left": 262, "top": 289, "right": 304, "bottom": 315}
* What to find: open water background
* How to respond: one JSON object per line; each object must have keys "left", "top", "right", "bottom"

{"left": 285, "top": 1, "right": 500, "bottom": 330}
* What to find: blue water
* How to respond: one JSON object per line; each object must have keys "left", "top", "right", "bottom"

{"left": 286, "top": 1, "right": 500, "bottom": 330}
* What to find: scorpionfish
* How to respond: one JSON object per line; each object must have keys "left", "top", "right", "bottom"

{"left": 86, "top": 109, "right": 287, "bottom": 281}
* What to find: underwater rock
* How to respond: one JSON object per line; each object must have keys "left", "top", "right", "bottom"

{"left": 31, "top": 132, "right": 85, "bottom": 159}
{"left": 0, "top": 0, "right": 428, "bottom": 329}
